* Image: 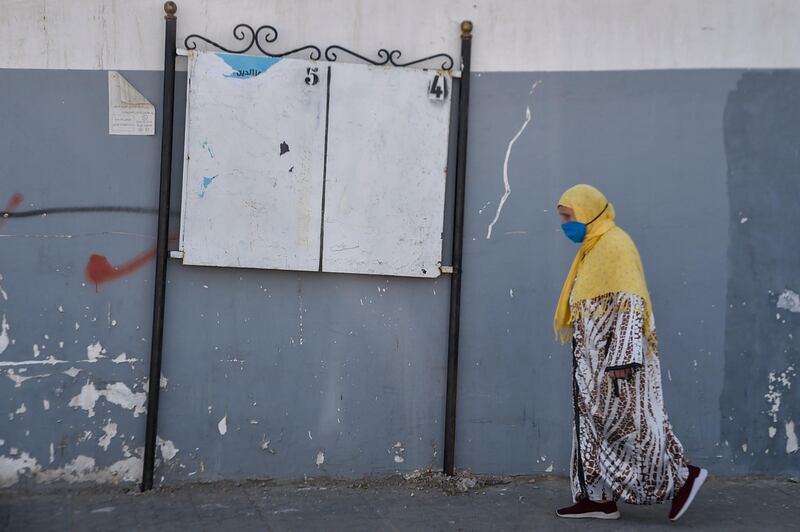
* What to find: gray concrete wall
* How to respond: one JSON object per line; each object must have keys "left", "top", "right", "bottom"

{"left": 0, "top": 67, "right": 797, "bottom": 488}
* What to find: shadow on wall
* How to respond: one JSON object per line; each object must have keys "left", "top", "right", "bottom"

{"left": 721, "top": 71, "right": 800, "bottom": 473}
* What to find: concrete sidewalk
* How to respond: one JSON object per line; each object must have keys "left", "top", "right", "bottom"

{"left": 1, "top": 473, "right": 797, "bottom": 531}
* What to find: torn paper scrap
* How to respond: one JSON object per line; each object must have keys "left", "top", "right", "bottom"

{"left": 108, "top": 71, "right": 155, "bottom": 135}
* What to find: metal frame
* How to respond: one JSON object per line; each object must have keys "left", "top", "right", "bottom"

{"left": 141, "top": 0, "right": 472, "bottom": 491}
{"left": 141, "top": 1, "right": 177, "bottom": 492}
{"left": 443, "top": 20, "right": 472, "bottom": 476}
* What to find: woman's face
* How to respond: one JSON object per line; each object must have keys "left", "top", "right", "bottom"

{"left": 558, "top": 205, "right": 577, "bottom": 223}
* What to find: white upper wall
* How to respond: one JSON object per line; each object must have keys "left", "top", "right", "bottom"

{"left": 2, "top": 0, "right": 799, "bottom": 72}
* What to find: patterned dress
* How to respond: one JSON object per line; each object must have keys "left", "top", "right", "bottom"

{"left": 569, "top": 290, "right": 689, "bottom": 504}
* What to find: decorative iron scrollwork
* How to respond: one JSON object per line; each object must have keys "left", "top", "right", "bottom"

{"left": 184, "top": 23, "right": 321, "bottom": 60}
{"left": 183, "top": 23, "right": 453, "bottom": 70}
{"left": 325, "top": 46, "right": 454, "bottom": 70}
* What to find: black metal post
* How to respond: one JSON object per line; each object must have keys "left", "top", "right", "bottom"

{"left": 141, "top": 1, "right": 177, "bottom": 492}
{"left": 444, "top": 20, "right": 472, "bottom": 476}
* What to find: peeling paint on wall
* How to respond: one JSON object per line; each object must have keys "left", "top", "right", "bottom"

{"left": 68, "top": 381, "right": 147, "bottom": 418}
{"left": 156, "top": 436, "right": 179, "bottom": 461}
{"left": 777, "top": 289, "right": 800, "bottom": 314}
{"left": 786, "top": 421, "right": 798, "bottom": 454}
{"left": 0, "top": 453, "right": 142, "bottom": 488}
{"left": 98, "top": 422, "right": 118, "bottom": 451}
{"left": 0, "top": 314, "right": 10, "bottom": 355}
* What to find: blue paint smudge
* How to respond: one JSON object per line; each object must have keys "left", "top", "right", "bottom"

{"left": 198, "top": 175, "right": 218, "bottom": 198}
{"left": 215, "top": 52, "right": 281, "bottom": 79}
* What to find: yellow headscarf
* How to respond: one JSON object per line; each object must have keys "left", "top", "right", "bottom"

{"left": 553, "top": 184, "right": 655, "bottom": 351}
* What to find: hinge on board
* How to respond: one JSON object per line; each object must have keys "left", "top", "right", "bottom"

{"left": 439, "top": 265, "right": 455, "bottom": 274}
{"left": 169, "top": 250, "right": 184, "bottom": 259}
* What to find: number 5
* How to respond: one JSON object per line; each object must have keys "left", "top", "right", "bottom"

{"left": 305, "top": 67, "right": 319, "bottom": 86}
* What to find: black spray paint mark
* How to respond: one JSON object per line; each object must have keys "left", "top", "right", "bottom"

{"left": 289, "top": 166, "right": 294, "bottom": 173}
{"left": 280, "top": 141, "right": 290, "bottom": 156}
{"left": 0, "top": 206, "right": 182, "bottom": 218}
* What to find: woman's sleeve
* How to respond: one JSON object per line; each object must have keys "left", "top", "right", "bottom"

{"left": 604, "top": 292, "right": 646, "bottom": 371}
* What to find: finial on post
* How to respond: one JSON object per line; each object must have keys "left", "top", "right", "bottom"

{"left": 164, "top": 1, "right": 177, "bottom": 19}
{"left": 461, "top": 20, "right": 473, "bottom": 39}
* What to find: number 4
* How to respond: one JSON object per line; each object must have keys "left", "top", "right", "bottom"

{"left": 428, "top": 74, "right": 447, "bottom": 101}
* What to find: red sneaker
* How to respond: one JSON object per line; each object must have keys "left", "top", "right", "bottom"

{"left": 669, "top": 464, "right": 708, "bottom": 521}
{"left": 556, "top": 499, "right": 620, "bottom": 520}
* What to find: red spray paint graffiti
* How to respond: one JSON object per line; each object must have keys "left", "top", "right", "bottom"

{"left": 0, "top": 193, "right": 23, "bottom": 228}
{"left": 85, "top": 232, "right": 178, "bottom": 287}
{"left": 3, "top": 192, "right": 179, "bottom": 287}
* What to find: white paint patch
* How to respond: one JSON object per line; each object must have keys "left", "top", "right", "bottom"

{"left": 786, "top": 420, "right": 798, "bottom": 454}
{"left": 769, "top": 426, "right": 777, "bottom": 438}
{"left": 740, "top": 217, "right": 748, "bottom": 224}
{"left": 86, "top": 341, "right": 107, "bottom": 362}
{"left": 49, "top": 443, "right": 54, "bottom": 464}
{"left": 33, "top": 455, "right": 141, "bottom": 485}
{"left": 43, "top": 399, "right": 49, "bottom": 410}
{"left": 0, "top": 451, "right": 39, "bottom": 488}
{"left": 112, "top": 353, "right": 138, "bottom": 364}
{"left": 0, "top": 355, "right": 67, "bottom": 367}
{"left": 156, "top": 436, "right": 179, "bottom": 461}
{"left": 509, "top": 288, "right": 514, "bottom": 298}
{"left": 14, "top": 403, "right": 26, "bottom": 415}
{"left": 63, "top": 367, "right": 81, "bottom": 377}
{"left": 391, "top": 441, "right": 405, "bottom": 463}
{"left": 98, "top": 422, "right": 118, "bottom": 451}
{"left": 6, "top": 369, "right": 50, "bottom": 387}
{"left": 741, "top": 443, "right": 748, "bottom": 453}
{"left": 32, "top": 344, "right": 40, "bottom": 358}
{"left": 91, "top": 507, "right": 116, "bottom": 514}
{"left": 68, "top": 381, "right": 147, "bottom": 418}
{"left": 217, "top": 416, "right": 227, "bottom": 435}
{"left": 545, "top": 463, "right": 554, "bottom": 473}
{"left": 487, "top": 94, "right": 536, "bottom": 239}
{"left": 0, "top": 314, "right": 10, "bottom": 355}
{"left": 0, "top": 273, "right": 7, "bottom": 301}
{"left": 316, "top": 450, "right": 325, "bottom": 466}
{"left": 765, "top": 365, "right": 796, "bottom": 423}
{"left": 777, "top": 289, "right": 800, "bottom": 313}
{"left": 308, "top": 430, "right": 313, "bottom": 440}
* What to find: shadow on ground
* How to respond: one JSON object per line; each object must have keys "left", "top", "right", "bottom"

{"left": 1, "top": 471, "right": 798, "bottom": 531}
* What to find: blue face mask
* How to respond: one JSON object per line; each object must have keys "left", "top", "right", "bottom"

{"left": 560, "top": 203, "right": 609, "bottom": 244}
{"left": 561, "top": 221, "right": 587, "bottom": 243}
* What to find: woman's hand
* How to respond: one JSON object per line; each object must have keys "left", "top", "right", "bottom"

{"left": 607, "top": 368, "right": 634, "bottom": 380}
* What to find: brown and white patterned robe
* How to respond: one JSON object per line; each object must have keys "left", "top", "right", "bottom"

{"left": 569, "top": 291, "right": 689, "bottom": 504}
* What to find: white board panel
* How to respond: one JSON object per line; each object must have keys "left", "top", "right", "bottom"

{"left": 180, "top": 51, "right": 327, "bottom": 271}
{"left": 322, "top": 63, "right": 452, "bottom": 278}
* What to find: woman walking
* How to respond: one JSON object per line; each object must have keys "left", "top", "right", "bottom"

{"left": 553, "top": 184, "right": 706, "bottom": 521}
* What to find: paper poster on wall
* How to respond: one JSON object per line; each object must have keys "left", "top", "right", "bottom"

{"left": 108, "top": 71, "right": 155, "bottom": 135}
